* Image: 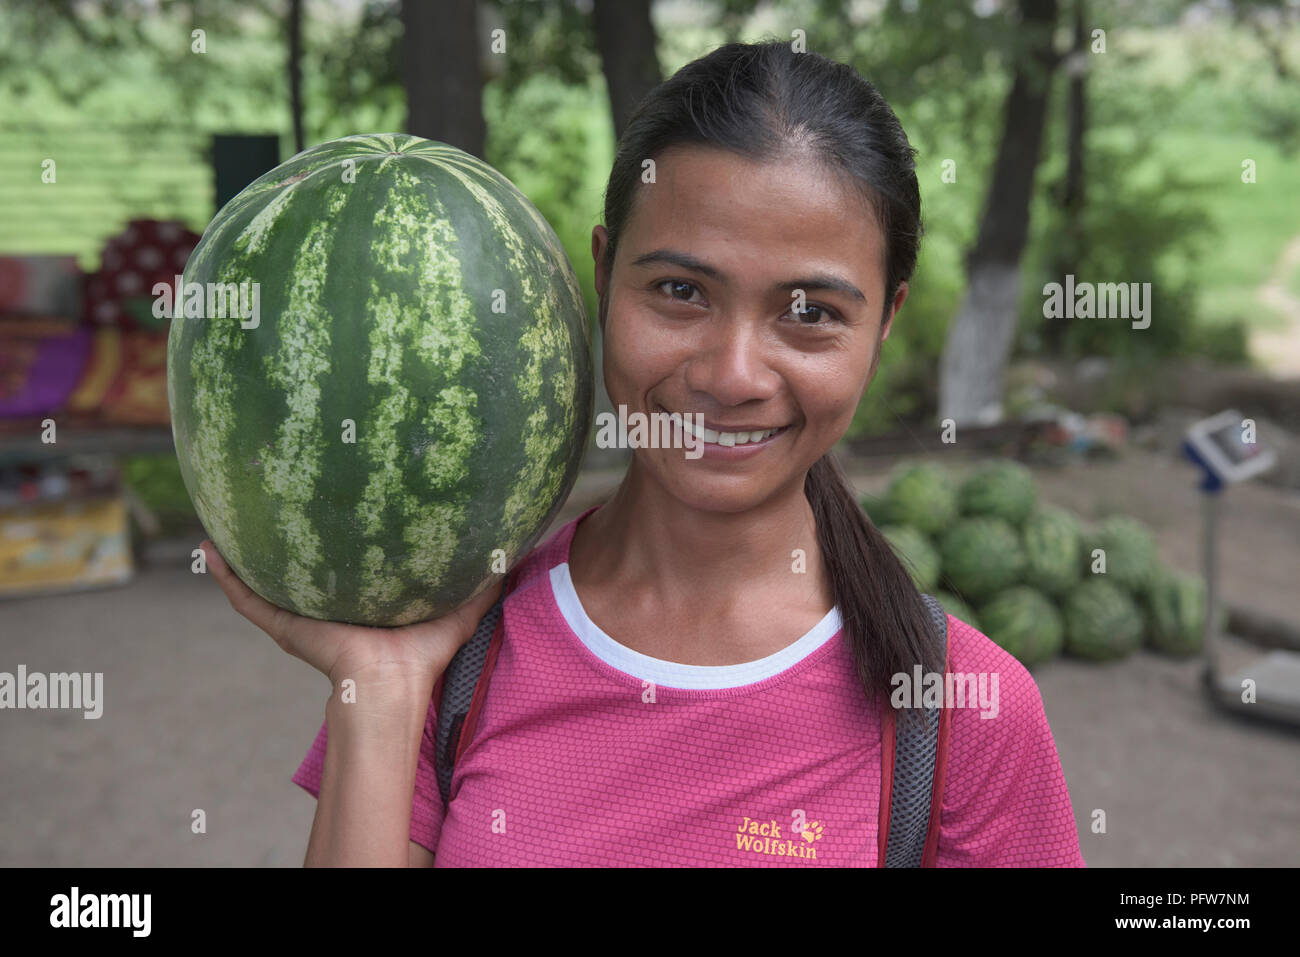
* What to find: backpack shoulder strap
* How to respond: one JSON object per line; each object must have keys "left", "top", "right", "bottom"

{"left": 434, "top": 570, "right": 520, "bottom": 809}
{"left": 879, "top": 593, "right": 952, "bottom": 867}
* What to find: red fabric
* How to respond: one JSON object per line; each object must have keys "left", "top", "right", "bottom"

{"left": 877, "top": 704, "right": 896, "bottom": 867}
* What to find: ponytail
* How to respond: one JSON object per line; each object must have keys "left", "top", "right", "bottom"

{"left": 805, "top": 452, "right": 945, "bottom": 729}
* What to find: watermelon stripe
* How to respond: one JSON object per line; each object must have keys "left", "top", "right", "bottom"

{"left": 259, "top": 189, "right": 346, "bottom": 617}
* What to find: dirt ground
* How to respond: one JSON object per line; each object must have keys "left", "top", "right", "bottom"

{"left": 1, "top": 446, "right": 1296, "bottom": 867}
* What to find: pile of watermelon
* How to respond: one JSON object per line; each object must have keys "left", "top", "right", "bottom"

{"left": 862, "top": 460, "right": 1214, "bottom": 668}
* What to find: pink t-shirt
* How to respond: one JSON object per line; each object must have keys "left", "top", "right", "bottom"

{"left": 293, "top": 505, "right": 1086, "bottom": 867}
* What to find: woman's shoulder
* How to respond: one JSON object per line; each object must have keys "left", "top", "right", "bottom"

{"left": 932, "top": 612, "right": 1084, "bottom": 867}
{"left": 938, "top": 612, "right": 1049, "bottom": 727}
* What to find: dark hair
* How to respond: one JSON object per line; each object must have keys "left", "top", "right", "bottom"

{"left": 598, "top": 39, "right": 944, "bottom": 720}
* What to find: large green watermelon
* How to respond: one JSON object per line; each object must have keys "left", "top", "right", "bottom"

{"left": 881, "top": 463, "right": 958, "bottom": 534}
{"left": 167, "top": 133, "right": 594, "bottom": 626}
{"left": 958, "top": 460, "right": 1037, "bottom": 525}
{"left": 938, "top": 517, "right": 1026, "bottom": 601}
{"left": 978, "top": 586, "right": 1063, "bottom": 667}
{"left": 1083, "top": 516, "right": 1159, "bottom": 594}
{"left": 1063, "top": 578, "right": 1145, "bottom": 661}
{"left": 1143, "top": 569, "right": 1208, "bottom": 656}
{"left": 1021, "top": 505, "right": 1083, "bottom": 596}
{"left": 879, "top": 524, "right": 941, "bottom": 592}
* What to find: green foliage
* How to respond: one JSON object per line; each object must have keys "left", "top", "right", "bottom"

{"left": 312, "top": 0, "right": 405, "bottom": 140}
{"left": 3, "top": 0, "right": 1291, "bottom": 406}
{"left": 1017, "top": 19, "right": 1291, "bottom": 365}
{"left": 483, "top": 73, "right": 612, "bottom": 335}
{"left": 494, "top": 0, "right": 600, "bottom": 92}
{"left": 1022, "top": 133, "right": 1217, "bottom": 361}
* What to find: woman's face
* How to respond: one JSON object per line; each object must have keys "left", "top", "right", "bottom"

{"left": 591, "top": 144, "right": 907, "bottom": 513}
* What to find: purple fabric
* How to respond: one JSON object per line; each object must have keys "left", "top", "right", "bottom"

{"left": 0, "top": 326, "right": 93, "bottom": 418}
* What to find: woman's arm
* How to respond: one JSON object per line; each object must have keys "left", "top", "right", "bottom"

{"left": 304, "top": 678, "right": 438, "bottom": 867}
{"left": 198, "top": 540, "right": 501, "bottom": 867}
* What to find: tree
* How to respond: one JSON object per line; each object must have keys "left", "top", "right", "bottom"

{"left": 401, "top": 0, "right": 485, "bottom": 156}
{"left": 590, "top": 0, "right": 663, "bottom": 141}
{"left": 938, "top": 0, "right": 1061, "bottom": 425}
{"left": 1044, "top": 0, "right": 1088, "bottom": 356}
{"left": 288, "top": 0, "right": 305, "bottom": 154}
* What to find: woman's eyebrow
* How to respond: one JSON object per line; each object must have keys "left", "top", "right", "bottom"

{"left": 629, "top": 248, "right": 866, "bottom": 303}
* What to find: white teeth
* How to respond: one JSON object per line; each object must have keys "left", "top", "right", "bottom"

{"left": 671, "top": 412, "right": 780, "bottom": 446}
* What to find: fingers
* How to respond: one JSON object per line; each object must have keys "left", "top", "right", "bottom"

{"left": 200, "top": 540, "right": 293, "bottom": 649}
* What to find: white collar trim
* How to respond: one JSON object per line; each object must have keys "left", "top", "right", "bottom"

{"left": 548, "top": 562, "right": 843, "bottom": 689}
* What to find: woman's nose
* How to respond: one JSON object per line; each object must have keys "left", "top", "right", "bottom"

{"left": 683, "top": 318, "right": 781, "bottom": 407}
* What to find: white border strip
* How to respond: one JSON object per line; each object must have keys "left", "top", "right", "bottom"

{"left": 549, "top": 562, "right": 843, "bottom": 689}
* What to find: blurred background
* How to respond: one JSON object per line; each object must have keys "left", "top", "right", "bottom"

{"left": 0, "top": 0, "right": 1297, "bottom": 867}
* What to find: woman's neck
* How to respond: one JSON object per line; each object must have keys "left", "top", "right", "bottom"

{"left": 569, "top": 459, "right": 833, "bottom": 623}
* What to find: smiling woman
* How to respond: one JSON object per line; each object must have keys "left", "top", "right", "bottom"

{"left": 287, "top": 38, "right": 1086, "bottom": 868}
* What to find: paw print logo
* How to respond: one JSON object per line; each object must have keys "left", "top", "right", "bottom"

{"left": 800, "top": 821, "right": 824, "bottom": 844}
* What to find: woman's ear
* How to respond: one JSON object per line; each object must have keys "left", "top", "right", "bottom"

{"left": 881, "top": 280, "right": 908, "bottom": 342}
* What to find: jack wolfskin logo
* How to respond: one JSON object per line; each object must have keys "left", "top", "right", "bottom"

{"left": 734, "top": 816, "right": 823, "bottom": 860}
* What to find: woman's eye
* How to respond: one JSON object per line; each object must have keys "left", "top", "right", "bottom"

{"left": 657, "top": 280, "right": 701, "bottom": 303}
{"left": 790, "top": 303, "right": 836, "bottom": 325}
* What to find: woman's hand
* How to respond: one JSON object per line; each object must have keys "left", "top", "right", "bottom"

{"left": 199, "top": 539, "right": 504, "bottom": 700}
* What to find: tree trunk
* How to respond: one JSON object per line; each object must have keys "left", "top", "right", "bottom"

{"left": 1045, "top": 0, "right": 1087, "bottom": 356}
{"left": 583, "top": 0, "right": 662, "bottom": 466}
{"left": 288, "top": 0, "right": 305, "bottom": 155}
{"left": 402, "top": 0, "right": 485, "bottom": 157}
{"left": 938, "top": 0, "right": 1060, "bottom": 425}
{"left": 590, "top": 0, "right": 663, "bottom": 142}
